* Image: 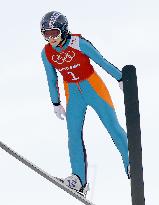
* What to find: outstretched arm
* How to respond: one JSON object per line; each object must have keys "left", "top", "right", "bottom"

{"left": 79, "top": 37, "right": 122, "bottom": 82}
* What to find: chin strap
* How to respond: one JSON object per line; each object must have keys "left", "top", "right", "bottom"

{"left": 58, "top": 38, "right": 66, "bottom": 47}
{"left": 57, "top": 32, "right": 71, "bottom": 48}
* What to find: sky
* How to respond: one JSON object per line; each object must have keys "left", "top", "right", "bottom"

{"left": 0, "top": 0, "right": 159, "bottom": 204}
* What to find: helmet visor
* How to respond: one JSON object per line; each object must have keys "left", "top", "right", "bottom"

{"left": 43, "top": 28, "right": 61, "bottom": 40}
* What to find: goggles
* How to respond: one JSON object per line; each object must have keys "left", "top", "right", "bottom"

{"left": 43, "top": 28, "right": 61, "bottom": 41}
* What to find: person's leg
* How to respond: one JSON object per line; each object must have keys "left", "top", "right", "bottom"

{"left": 64, "top": 82, "right": 88, "bottom": 186}
{"left": 92, "top": 101, "right": 129, "bottom": 174}
{"left": 80, "top": 73, "right": 129, "bottom": 175}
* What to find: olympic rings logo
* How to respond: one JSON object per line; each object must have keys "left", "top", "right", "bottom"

{"left": 52, "top": 51, "right": 75, "bottom": 64}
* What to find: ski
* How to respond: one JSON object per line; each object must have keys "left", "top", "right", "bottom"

{"left": 122, "top": 65, "right": 145, "bottom": 205}
{"left": 0, "top": 141, "right": 95, "bottom": 205}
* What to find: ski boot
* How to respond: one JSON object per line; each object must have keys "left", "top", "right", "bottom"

{"left": 63, "top": 174, "right": 90, "bottom": 197}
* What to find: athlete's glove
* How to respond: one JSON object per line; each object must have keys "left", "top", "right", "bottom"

{"left": 53, "top": 105, "right": 66, "bottom": 120}
{"left": 119, "top": 81, "right": 123, "bottom": 91}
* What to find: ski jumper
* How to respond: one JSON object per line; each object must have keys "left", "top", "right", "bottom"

{"left": 41, "top": 34, "right": 129, "bottom": 186}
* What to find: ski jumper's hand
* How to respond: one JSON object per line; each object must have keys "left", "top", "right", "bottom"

{"left": 54, "top": 105, "right": 66, "bottom": 120}
{"left": 119, "top": 81, "right": 123, "bottom": 91}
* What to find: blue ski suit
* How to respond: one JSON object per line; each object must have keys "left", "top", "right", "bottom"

{"left": 41, "top": 34, "right": 129, "bottom": 186}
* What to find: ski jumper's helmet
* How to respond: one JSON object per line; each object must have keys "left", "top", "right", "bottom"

{"left": 40, "top": 11, "right": 69, "bottom": 39}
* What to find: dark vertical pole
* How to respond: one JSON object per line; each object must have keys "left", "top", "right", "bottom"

{"left": 122, "top": 65, "right": 145, "bottom": 205}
